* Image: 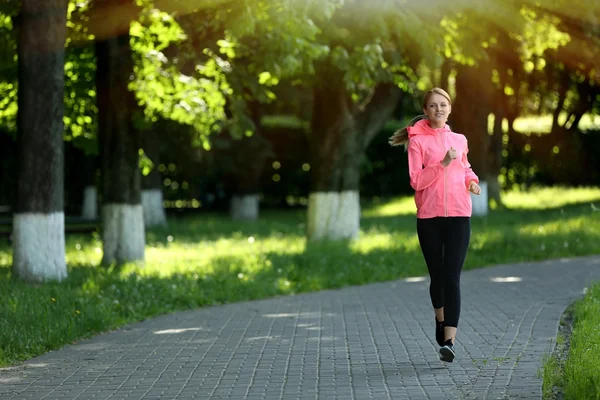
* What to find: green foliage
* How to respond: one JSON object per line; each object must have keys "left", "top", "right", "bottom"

{"left": 543, "top": 282, "right": 600, "bottom": 399}
{"left": 0, "top": 1, "right": 18, "bottom": 17}
{"left": 0, "top": 188, "right": 599, "bottom": 366}
{"left": 63, "top": 45, "right": 98, "bottom": 155}
{"left": 439, "top": 2, "right": 570, "bottom": 67}
{"left": 63, "top": 1, "right": 99, "bottom": 154}
{"left": 562, "top": 283, "right": 600, "bottom": 399}
{"left": 362, "top": 118, "right": 412, "bottom": 197}
{"left": 542, "top": 348, "right": 562, "bottom": 400}
{"left": 315, "top": 2, "right": 429, "bottom": 91}
{"left": 0, "top": 0, "right": 98, "bottom": 153}
{"left": 440, "top": 12, "right": 490, "bottom": 65}
{"left": 0, "top": 11, "right": 16, "bottom": 133}
{"left": 437, "top": 1, "right": 588, "bottom": 121}
{"left": 222, "top": 1, "right": 330, "bottom": 79}
{"left": 130, "top": 6, "right": 226, "bottom": 149}
{"left": 188, "top": 0, "right": 462, "bottom": 127}
{"left": 210, "top": 0, "right": 331, "bottom": 136}
{"left": 152, "top": 0, "right": 334, "bottom": 146}
{"left": 0, "top": 0, "right": 231, "bottom": 151}
{"left": 66, "top": 0, "right": 93, "bottom": 45}
{"left": 138, "top": 148, "right": 154, "bottom": 176}
{"left": 517, "top": 6, "right": 570, "bottom": 68}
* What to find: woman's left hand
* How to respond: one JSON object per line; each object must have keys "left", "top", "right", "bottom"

{"left": 469, "top": 181, "right": 481, "bottom": 195}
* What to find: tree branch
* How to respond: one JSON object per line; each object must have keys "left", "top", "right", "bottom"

{"left": 356, "top": 83, "right": 403, "bottom": 148}
{"left": 552, "top": 69, "right": 570, "bottom": 131}
{"left": 80, "top": 0, "right": 234, "bottom": 43}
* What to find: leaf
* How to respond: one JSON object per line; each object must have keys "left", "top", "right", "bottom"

{"left": 130, "top": 21, "right": 144, "bottom": 38}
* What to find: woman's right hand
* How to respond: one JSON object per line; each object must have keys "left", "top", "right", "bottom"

{"left": 442, "top": 147, "right": 457, "bottom": 167}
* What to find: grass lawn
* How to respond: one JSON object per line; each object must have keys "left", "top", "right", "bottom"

{"left": 542, "top": 283, "right": 600, "bottom": 399}
{"left": 1, "top": 186, "right": 599, "bottom": 368}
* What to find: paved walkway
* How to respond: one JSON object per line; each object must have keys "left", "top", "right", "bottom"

{"left": 2, "top": 255, "right": 600, "bottom": 400}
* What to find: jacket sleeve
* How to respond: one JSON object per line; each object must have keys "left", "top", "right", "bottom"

{"left": 408, "top": 139, "right": 444, "bottom": 191}
{"left": 463, "top": 140, "right": 479, "bottom": 187}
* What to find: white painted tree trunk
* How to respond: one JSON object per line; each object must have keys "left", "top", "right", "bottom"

{"left": 12, "top": 213, "right": 67, "bottom": 282}
{"left": 142, "top": 189, "right": 167, "bottom": 227}
{"left": 307, "top": 191, "right": 360, "bottom": 241}
{"left": 230, "top": 195, "right": 259, "bottom": 220}
{"left": 81, "top": 185, "right": 97, "bottom": 220}
{"left": 471, "top": 181, "right": 489, "bottom": 216}
{"left": 102, "top": 204, "right": 145, "bottom": 265}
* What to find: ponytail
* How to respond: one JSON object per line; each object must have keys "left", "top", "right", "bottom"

{"left": 388, "top": 115, "right": 426, "bottom": 149}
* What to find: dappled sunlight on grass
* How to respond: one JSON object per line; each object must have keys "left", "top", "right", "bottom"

{"left": 351, "top": 231, "right": 420, "bottom": 254}
{"left": 503, "top": 187, "right": 600, "bottom": 210}
{"left": 146, "top": 210, "right": 307, "bottom": 245}
{"left": 142, "top": 233, "right": 306, "bottom": 278}
{"left": 0, "top": 248, "right": 11, "bottom": 271}
{"left": 518, "top": 216, "right": 597, "bottom": 237}
{"left": 363, "top": 186, "right": 600, "bottom": 216}
{"left": 65, "top": 248, "right": 102, "bottom": 267}
{"left": 513, "top": 113, "right": 600, "bottom": 134}
{"left": 62, "top": 235, "right": 104, "bottom": 267}
{"left": 464, "top": 208, "right": 600, "bottom": 268}
{"left": 469, "top": 229, "right": 504, "bottom": 251}
{"left": 362, "top": 196, "right": 416, "bottom": 217}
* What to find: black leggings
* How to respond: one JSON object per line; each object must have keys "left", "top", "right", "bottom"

{"left": 417, "top": 217, "right": 471, "bottom": 328}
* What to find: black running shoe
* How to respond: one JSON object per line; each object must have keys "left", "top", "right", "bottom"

{"left": 439, "top": 339, "right": 455, "bottom": 363}
{"left": 435, "top": 318, "right": 444, "bottom": 347}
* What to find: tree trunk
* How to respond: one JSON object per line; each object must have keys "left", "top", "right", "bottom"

{"left": 230, "top": 195, "right": 260, "bottom": 220}
{"left": 96, "top": 35, "right": 144, "bottom": 265}
{"left": 141, "top": 125, "right": 167, "bottom": 227}
{"left": 81, "top": 154, "right": 98, "bottom": 219}
{"left": 12, "top": 0, "right": 69, "bottom": 282}
{"left": 453, "top": 63, "right": 492, "bottom": 216}
{"left": 0, "top": 132, "right": 17, "bottom": 208}
{"left": 308, "top": 84, "right": 360, "bottom": 241}
{"left": 488, "top": 110, "right": 504, "bottom": 208}
{"left": 227, "top": 102, "right": 271, "bottom": 221}
{"left": 227, "top": 136, "right": 267, "bottom": 220}
{"left": 551, "top": 69, "right": 570, "bottom": 134}
{"left": 439, "top": 58, "right": 452, "bottom": 92}
{"left": 307, "top": 78, "right": 402, "bottom": 241}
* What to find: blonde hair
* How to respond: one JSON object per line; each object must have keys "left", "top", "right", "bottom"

{"left": 388, "top": 88, "right": 452, "bottom": 149}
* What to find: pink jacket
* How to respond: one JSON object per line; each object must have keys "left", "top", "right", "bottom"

{"left": 407, "top": 119, "right": 479, "bottom": 219}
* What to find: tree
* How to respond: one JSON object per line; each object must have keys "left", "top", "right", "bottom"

{"left": 140, "top": 120, "right": 167, "bottom": 227}
{"left": 95, "top": 32, "right": 145, "bottom": 265}
{"left": 178, "top": 0, "right": 473, "bottom": 240}
{"left": 90, "top": 0, "right": 235, "bottom": 261}
{"left": 438, "top": 6, "right": 524, "bottom": 215}
{"left": 0, "top": 2, "right": 18, "bottom": 134}
{"left": 12, "top": 0, "right": 70, "bottom": 282}
{"left": 128, "top": 5, "right": 227, "bottom": 225}
{"left": 507, "top": 1, "right": 600, "bottom": 185}
{"left": 82, "top": 0, "right": 233, "bottom": 43}
{"left": 302, "top": 1, "right": 431, "bottom": 240}
{"left": 437, "top": 2, "right": 573, "bottom": 211}
{"left": 164, "top": 1, "right": 329, "bottom": 220}
{"left": 217, "top": 101, "right": 274, "bottom": 220}
{"left": 0, "top": 1, "right": 101, "bottom": 219}
{"left": 307, "top": 75, "right": 403, "bottom": 240}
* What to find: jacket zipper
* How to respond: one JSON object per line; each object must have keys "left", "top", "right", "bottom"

{"left": 441, "top": 132, "right": 448, "bottom": 217}
{"left": 444, "top": 168, "right": 448, "bottom": 217}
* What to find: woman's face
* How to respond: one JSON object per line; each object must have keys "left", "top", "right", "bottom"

{"left": 423, "top": 93, "right": 451, "bottom": 127}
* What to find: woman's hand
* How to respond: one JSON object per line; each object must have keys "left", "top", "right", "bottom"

{"left": 442, "top": 147, "right": 457, "bottom": 167}
{"left": 469, "top": 180, "right": 481, "bottom": 195}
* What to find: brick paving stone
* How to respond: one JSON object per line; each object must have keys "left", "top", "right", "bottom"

{"left": 1, "top": 255, "right": 599, "bottom": 399}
